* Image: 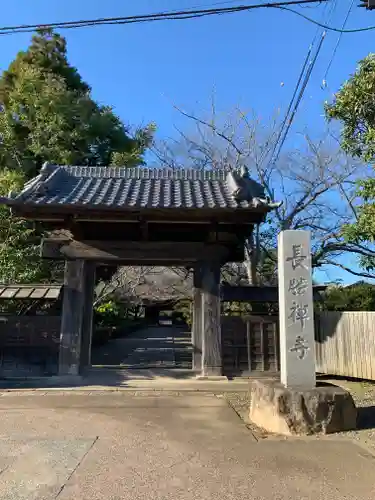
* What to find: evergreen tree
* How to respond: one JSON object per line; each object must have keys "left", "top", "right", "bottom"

{"left": 0, "top": 30, "right": 155, "bottom": 284}
{"left": 0, "top": 29, "right": 154, "bottom": 178}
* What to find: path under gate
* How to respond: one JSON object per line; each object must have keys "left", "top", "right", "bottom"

{"left": 91, "top": 316, "right": 280, "bottom": 377}
{"left": 91, "top": 325, "right": 193, "bottom": 370}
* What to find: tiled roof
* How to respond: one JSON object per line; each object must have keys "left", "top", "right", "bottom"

{"left": 5, "top": 165, "right": 274, "bottom": 211}
{"left": 0, "top": 284, "right": 62, "bottom": 300}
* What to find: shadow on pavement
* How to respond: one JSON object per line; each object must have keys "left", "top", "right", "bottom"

{"left": 0, "top": 366, "right": 198, "bottom": 390}
{"left": 0, "top": 325, "right": 195, "bottom": 390}
{"left": 357, "top": 406, "right": 375, "bottom": 430}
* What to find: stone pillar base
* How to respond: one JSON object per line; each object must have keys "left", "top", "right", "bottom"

{"left": 249, "top": 379, "right": 357, "bottom": 435}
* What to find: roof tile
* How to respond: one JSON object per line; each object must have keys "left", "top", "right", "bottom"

{"left": 10, "top": 165, "right": 271, "bottom": 211}
{"left": 0, "top": 285, "right": 62, "bottom": 300}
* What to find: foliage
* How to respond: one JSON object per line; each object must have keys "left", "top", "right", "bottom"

{"left": 0, "top": 297, "right": 57, "bottom": 315}
{"left": 342, "top": 176, "right": 375, "bottom": 272}
{"left": 325, "top": 55, "right": 375, "bottom": 275}
{"left": 0, "top": 29, "right": 154, "bottom": 178}
{"left": 326, "top": 54, "right": 375, "bottom": 162}
{"left": 0, "top": 169, "right": 61, "bottom": 284}
{"left": 318, "top": 282, "right": 375, "bottom": 312}
{"left": 94, "top": 300, "right": 124, "bottom": 327}
{"left": 222, "top": 301, "right": 252, "bottom": 317}
{"left": 172, "top": 299, "right": 192, "bottom": 326}
{"left": 0, "top": 29, "right": 155, "bottom": 286}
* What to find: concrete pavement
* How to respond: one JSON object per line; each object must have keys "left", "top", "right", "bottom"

{"left": 0, "top": 392, "right": 374, "bottom": 499}
{"left": 0, "top": 367, "right": 270, "bottom": 393}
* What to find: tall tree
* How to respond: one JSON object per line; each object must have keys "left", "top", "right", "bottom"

{"left": 0, "top": 169, "right": 61, "bottom": 283}
{"left": 325, "top": 55, "right": 375, "bottom": 275}
{"left": 0, "top": 29, "right": 154, "bottom": 178}
{"left": 325, "top": 54, "right": 375, "bottom": 162}
{"left": 0, "top": 30, "right": 155, "bottom": 284}
{"left": 342, "top": 177, "right": 375, "bottom": 273}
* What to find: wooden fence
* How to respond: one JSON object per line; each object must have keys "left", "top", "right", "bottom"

{"left": 315, "top": 311, "right": 375, "bottom": 380}
{"left": 0, "top": 310, "right": 374, "bottom": 380}
{"left": 221, "top": 311, "right": 375, "bottom": 380}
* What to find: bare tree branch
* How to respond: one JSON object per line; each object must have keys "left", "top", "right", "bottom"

{"left": 171, "top": 104, "right": 243, "bottom": 158}
{"left": 151, "top": 103, "right": 371, "bottom": 282}
{"left": 321, "top": 260, "right": 375, "bottom": 279}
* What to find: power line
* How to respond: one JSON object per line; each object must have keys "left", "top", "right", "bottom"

{"left": 0, "top": 1, "right": 371, "bottom": 36}
{"left": 0, "top": 1, "right": 329, "bottom": 35}
{"left": 271, "top": 31, "right": 326, "bottom": 163}
{"left": 267, "top": 0, "right": 332, "bottom": 166}
{"left": 322, "top": 0, "right": 355, "bottom": 88}
{"left": 278, "top": 5, "right": 375, "bottom": 32}
{"left": 267, "top": 45, "right": 314, "bottom": 166}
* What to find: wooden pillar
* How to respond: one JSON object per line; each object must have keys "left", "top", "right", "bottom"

{"left": 192, "top": 265, "right": 203, "bottom": 372}
{"left": 201, "top": 261, "right": 222, "bottom": 377}
{"left": 59, "top": 260, "right": 86, "bottom": 376}
{"left": 80, "top": 261, "right": 96, "bottom": 373}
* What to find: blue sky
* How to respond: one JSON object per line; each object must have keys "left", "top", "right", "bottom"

{"left": 1, "top": 0, "right": 374, "bottom": 283}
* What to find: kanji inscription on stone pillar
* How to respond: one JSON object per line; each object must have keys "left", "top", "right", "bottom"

{"left": 278, "top": 230, "right": 316, "bottom": 390}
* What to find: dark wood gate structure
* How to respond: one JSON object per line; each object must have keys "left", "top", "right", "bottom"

{"left": 221, "top": 315, "right": 280, "bottom": 376}
{"left": 0, "top": 284, "right": 62, "bottom": 377}
{"left": 2, "top": 164, "right": 279, "bottom": 379}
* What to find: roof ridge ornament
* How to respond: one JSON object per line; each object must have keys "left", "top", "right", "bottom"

{"left": 227, "top": 166, "right": 282, "bottom": 208}
{"left": 40, "top": 162, "right": 58, "bottom": 180}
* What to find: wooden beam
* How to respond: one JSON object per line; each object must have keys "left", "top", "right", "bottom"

{"left": 41, "top": 239, "right": 231, "bottom": 264}
{"left": 201, "top": 261, "right": 222, "bottom": 377}
{"left": 59, "top": 260, "right": 86, "bottom": 376}
{"left": 12, "top": 206, "right": 268, "bottom": 225}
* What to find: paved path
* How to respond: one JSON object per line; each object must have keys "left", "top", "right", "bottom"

{"left": 0, "top": 391, "right": 374, "bottom": 499}
{"left": 91, "top": 326, "right": 192, "bottom": 369}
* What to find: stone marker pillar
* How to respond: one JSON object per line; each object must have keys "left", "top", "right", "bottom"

{"left": 249, "top": 230, "right": 357, "bottom": 435}
{"left": 278, "top": 230, "right": 315, "bottom": 390}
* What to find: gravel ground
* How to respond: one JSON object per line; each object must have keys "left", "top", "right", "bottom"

{"left": 321, "top": 378, "right": 375, "bottom": 452}
{"left": 220, "top": 378, "right": 375, "bottom": 451}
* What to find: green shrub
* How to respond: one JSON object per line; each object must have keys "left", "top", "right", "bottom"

{"left": 173, "top": 300, "right": 192, "bottom": 326}
{"left": 94, "top": 300, "right": 123, "bottom": 327}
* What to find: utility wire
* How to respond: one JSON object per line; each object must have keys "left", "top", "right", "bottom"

{"left": 267, "top": 45, "right": 313, "bottom": 166}
{"left": 0, "top": 1, "right": 372, "bottom": 36}
{"left": 267, "top": 0, "right": 332, "bottom": 166}
{"left": 322, "top": 0, "right": 355, "bottom": 88}
{"left": 271, "top": 30, "right": 326, "bottom": 163}
{"left": 277, "top": 6, "right": 375, "bottom": 32}
{"left": 0, "top": 0, "right": 330, "bottom": 35}
{"left": 0, "top": 1, "right": 373, "bottom": 36}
